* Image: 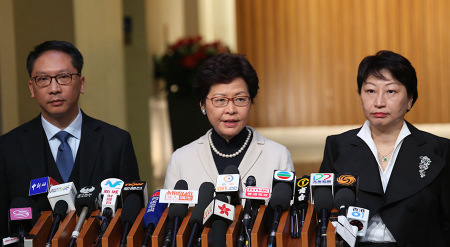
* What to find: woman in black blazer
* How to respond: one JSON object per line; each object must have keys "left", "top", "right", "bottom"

{"left": 319, "top": 51, "right": 450, "bottom": 247}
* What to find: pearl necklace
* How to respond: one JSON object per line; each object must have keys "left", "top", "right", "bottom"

{"left": 209, "top": 128, "right": 252, "bottom": 158}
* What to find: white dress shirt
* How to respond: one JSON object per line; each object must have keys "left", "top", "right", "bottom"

{"left": 41, "top": 109, "right": 82, "bottom": 162}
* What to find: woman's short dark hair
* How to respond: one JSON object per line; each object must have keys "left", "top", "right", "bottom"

{"left": 27, "top": 40, "right": 84, "bottom": 77}
{"left": 357, "top": 50, "right": 418, "bottom": 107}
{"left": 193, "top": 53, "right": 259, "bottom": 105}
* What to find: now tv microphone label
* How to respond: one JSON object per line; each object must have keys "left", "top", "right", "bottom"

{"left": 159, "top": 189, "right": 198, "bottom": 204}
{"left": 244, "top": 186, "right": 271, "bottom": 199}
{"left": 216, "top": 174, "right": 240, "bottom": 192}
{"left": 10, "top": 207, "right": 32, "bottom": 220}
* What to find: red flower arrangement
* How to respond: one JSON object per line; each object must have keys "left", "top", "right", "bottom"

{"left": 154, "top": 36, "right": 230, "bottom": 97}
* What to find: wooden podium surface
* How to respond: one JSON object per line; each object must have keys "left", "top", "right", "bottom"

{"left": 26, "top": 203, "right": 338, "bottom": 247}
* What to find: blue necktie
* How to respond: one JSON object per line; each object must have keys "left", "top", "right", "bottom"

{"left": 54, "top": 131, "right": 74, "bottom": 182}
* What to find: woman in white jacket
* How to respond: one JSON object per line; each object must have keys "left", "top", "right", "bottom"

{"left": 164, "top": 53, "right": 294, "bottom": 191}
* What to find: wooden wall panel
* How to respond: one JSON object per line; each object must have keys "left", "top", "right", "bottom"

{"left": 236, "top": 0, "right": 450, "bottom": 127}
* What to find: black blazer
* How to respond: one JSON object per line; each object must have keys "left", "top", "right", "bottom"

{"left": 319, "top": 122, "right": 450, "bottom": 247}
{"left": 0, "top": 112, "right": 140, "bottom": 237}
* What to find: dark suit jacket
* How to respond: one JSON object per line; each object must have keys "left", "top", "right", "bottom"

{"left": 0, "top": 112, "right": 140, "bottom": 237}
{"left": 319, "top": 122, "right": 450, "bottom": 247}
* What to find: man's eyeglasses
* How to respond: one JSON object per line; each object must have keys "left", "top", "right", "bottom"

{"left": 31, "top": 73, "right": 81, "bottom": 88}
{"left": 206, "top": 96, "right": 251, "bottom": 107}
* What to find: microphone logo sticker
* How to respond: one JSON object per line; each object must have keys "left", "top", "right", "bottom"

{"left": 105, "top": 180, "right": 123, "bottom": 188}
{"left": 274, "top": 171, "right": 295, "bottom": 181}
{"left": 10, "top": 208, "right": 32, "bottom": 220}
{"left": 80, "top": 186, "right": 95, "bottom": 193}
{"left": 297, "top": 178, "right": 310, "bottom": 187}
{"left": 336, "top": 175, "right": 356, "bottom": 186}
{"left": 218, "top": 204, "right": 231, "bottom": 216}
{"left": 223, "top": 175, "right": 234, "bottom": 182}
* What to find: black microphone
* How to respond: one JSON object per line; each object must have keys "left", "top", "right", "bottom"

{"left": 313, "top": 187, "right": 333, "bottom": 247}
{"left": 68, "top": 185, "right": 101, "bottom": 247}
{"left": 333, "top": 188, "right": 355, "bottom": 216}
{"left": 237, "top": 175, "right": 256, "bottom": 247}
{"left": 141, "top": 190, "right": 168, "bottom": 247}
{"left": 187, "top": 182, "right": 215, "bottom": 247}
{"left": 45, "top": 200, "right": 68, "bottom": 247}
{"left": 217, "top": 165, "right": 241, "bottom": 206}
{"left": 210, "top": 194, "right": 233, "bottom": 247}
{"left": 119, "top": 193, "right": 143, "bottom": 247}
{"left": 293, "top": 175, "right": 310, "bottom": 238}
{"left": 266, "top": 182, "right": 292, "bottom": 247}
{"left": 168, "top": 180, "right": 189, "bottom": 247}
{"left": 7, "top": 197, "right": 36, "bottom": 247}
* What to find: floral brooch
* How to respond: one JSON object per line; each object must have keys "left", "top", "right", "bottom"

{"left": 419, "top": 156, "right": 431, "bottom": 178}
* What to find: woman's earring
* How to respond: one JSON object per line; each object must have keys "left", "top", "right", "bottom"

{"left": 202, "top": 108, "right": 206, "bottom": 115}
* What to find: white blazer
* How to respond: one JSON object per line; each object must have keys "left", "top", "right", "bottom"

{"left": 163, "top": 127, "right": 295, "bottom": 191}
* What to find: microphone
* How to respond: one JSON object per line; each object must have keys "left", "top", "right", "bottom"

{"left": 333, "top": 188, "right": 356, "bottom": 216}
{"left": 291, "top": 175, "right": 310, "bottom": 238}
{"left": 187, "top": 182, "right": 215, "bottom": 247}
{"left": 5, "top": 197, "right": 35, "bottom": 247}
{"left": 141, "top": 190, "right": 168, "bottom": 247}
{"left": 216, "top": 165, "right": 241, "bottom": 206}
{"left": 266, "top": 182, "right": 292, "bottom": 247}
{"left": 47, "top": 182, "right": 77, "bottom": 212}
{"left": 237, "top": 175, "right": 256, "bottom": 247}
{"left": 93, "top": 178, "right": 125, "bottom": 246}
{"left": 207, "top": 194, "right": 235, "bottom": 247}
{"left": 168, "top": 180, "right": 189, "bottom": 247}
{"left": 313, "top": 187, "right": 334, "bottom": 247}
{"left": 45, "top": 200, "right": 68, "bottom": 247}
{"left": 346, "top": 206, "right": 369, "bottom": 237}
{"left": 68, "top": 185, "right": 101, "bottom": 247}
{"left": 29, "top": 177, "right": 59, "bottom": 213}
{"left": 46, "top": 182, "right": 77, "bottom": 245}
{"left": 119, "top": 193, "right": 143, "bottom": 247}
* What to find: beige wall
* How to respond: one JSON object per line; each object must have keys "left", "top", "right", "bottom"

{"left": 0, "top": 0, "right": 19, "bottom": 133}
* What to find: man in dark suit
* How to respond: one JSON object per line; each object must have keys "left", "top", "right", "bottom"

{"left": 0, "top": 40, "right": 140, "bottom": 238}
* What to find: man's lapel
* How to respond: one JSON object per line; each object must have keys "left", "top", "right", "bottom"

{"left": 77, "top": 113, "right": 102, "bottom": 187}
{"left": 19, "top": 116, "right": 48, "bottom": 180}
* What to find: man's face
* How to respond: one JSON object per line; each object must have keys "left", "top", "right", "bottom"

{"left": 28, "top": 50, "right": 85, "bottom": 126}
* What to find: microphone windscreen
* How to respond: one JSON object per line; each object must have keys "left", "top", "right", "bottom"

{"left": 215, "top": 193, "right": 230, "bottom": 204}
{"left": 333, "top": 188, "right": 355, "bottom": 209}
{"left": 223, "top": 165, "right": 239, "bottom": 175}
{"left": 10, "top": 197, "right": 37, "bottom": 221}
{"left": 168, "top": 179, "right": 189, "bottom": 220}
{"left": 189, "top": 182, "right": 215, "bottom": 226}
{"left": 211, "top": 219, "right": 228, "bottom": 247}
{"left": 10, "top": 197, "right": 32, "bottom": 208}
{"left": 143, "top": 191, "right": 168, "bottom": 228}
{"left": 313, "top": 187, "right": 334, "bottom": 211}
{"left": 121, "top": 193, "right": 142, "bottom": 223}
{"left": 53, "top": 200, "right": 68, "bottom": 218}
{"left": 245, "top": 175, "right": 256, "bottom": 186}
{"left": 269, "top": 182, "right": 292, "bottom": 211}
{"left": 174, "top": 179, "right": 188, "bottom": 190}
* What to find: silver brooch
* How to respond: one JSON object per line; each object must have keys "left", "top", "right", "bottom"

{"left": 419, "top": 156, "right": 431, "bottom": 178}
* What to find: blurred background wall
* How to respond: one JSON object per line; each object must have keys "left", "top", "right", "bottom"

{"left": 1, "top": 0, "right": 450, "bottom": 191}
